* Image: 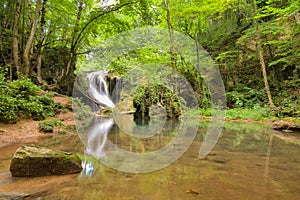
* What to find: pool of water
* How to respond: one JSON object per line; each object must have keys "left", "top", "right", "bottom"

{"left": 0, "top": 121, "right": 300, "bottom": 199}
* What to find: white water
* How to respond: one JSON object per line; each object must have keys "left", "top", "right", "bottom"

{"left": 87, "top": 71, "right": 115, "bottom": 110}
{"left": 81, "top": 117, "right": 114, "bottom": 176}
{"left": 82, "top": 71, "right": 115, "bottom": 176}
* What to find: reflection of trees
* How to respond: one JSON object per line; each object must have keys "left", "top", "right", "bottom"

{"left": 109, "top": 119, "right": 181, "bottom": 153}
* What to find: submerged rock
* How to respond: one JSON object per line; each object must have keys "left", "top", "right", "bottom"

{"left": 10, "top": 145, "right": 82, "bottom": 177}
{"left": 0, "top": 192, "right": 29, "bottom": 200}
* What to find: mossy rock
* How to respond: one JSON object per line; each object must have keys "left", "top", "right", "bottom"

{"left": 10, "top": 144, "right": 82, "bottom": 177}
{"left": 132, "top": 84, "right": 181, "bottom": 119}
{"left": 272, "top": 120, "right": 300, "bottom": 131}
{"left": 38, "top": 117, "right": 64, "bottom": 133}
{"left": 96, "top": 107, "right": 113, "bottom": 115}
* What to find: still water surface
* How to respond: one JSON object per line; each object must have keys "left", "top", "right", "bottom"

{"left": 0, "top": 121, "right": 300, "bottom": 200}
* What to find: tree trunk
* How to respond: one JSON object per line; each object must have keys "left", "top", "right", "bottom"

{"left": 13, "top": 0, "right": 22, "bottom": 75}
{"left": 24, "top": 0, "right": 41, "bottom": 77}
{"left": 164, "top": 0, "right": 176, "bottom": 70}
{"left": 36, "top": 0, "right": 47, "bottom": 85}
{"left": 258, "top": 47, "right": 274, "bottom": 107}
{"left": 27, "top": 0, "right": 33, "bottom": 29}
{"left": 252, "top": 0, "right": 275, "bottom": 107}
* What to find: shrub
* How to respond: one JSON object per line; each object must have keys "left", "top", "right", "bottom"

{"left": 226, "top": 85, "right": 267, "bottom": 108}
{"left": 0, "top": 77, "right": 57, "bottom": 122}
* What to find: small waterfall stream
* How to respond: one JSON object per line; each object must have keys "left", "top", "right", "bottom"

{"left": 82, "top": 71, "right": 116, "bottom": 176}
{"left": 87, "top": 71, "right": 115, "bottom": 111}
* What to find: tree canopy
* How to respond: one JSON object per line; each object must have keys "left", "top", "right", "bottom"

{"left": 0, "top": 0, "right": 299, "bottom": 116}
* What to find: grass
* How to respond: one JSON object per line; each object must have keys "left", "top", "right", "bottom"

{"left": 225, "top": 107, "right": 272, "bottom": 121}
{"left": 183, "top": 106, "right": 278, "bottom": 121}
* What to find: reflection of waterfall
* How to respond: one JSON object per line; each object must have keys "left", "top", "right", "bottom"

{"left": 81, "top": 117, "right": 114, "bottom": 176}
{"left": 80, "top": 71, "right": 116, "bottom": 176}
{"left": 86, "top": 117, "right": 114, "bottom": 159}
{"left": 87, "top": 71, "right": 115, "bottom": 111}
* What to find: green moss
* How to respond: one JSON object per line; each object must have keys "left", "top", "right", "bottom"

{"left": 132, "top": 84, "right": 181, "bottom": 119}
{"left": 39, "top": 117, "right": 64, "bottom": 133}
{"left": 97, "top": 107, "right": 113, "bottom": 115}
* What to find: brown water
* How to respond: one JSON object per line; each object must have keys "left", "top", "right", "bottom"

{"left": 0, "top": 122, "right": 300, "bottom": 200}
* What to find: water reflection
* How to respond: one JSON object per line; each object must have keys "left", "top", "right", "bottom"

{"left": 1, "top": 122, "right": 300, "bottom": 199}
{"left": 85, "top": 117, "right": 114, "bottom": 159}
{"left": 81, "top": 160, "right": 94, "bottom": 177}
{"left": 81, "top": 117, "right": 114, "bottom": 177}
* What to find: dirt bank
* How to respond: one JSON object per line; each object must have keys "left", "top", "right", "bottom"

{"left": 0, "top": 95, "right": 75, "bottom": 149}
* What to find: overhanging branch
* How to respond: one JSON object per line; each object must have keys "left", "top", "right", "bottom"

{"left": 73, "top": 2, "right": 133, "bottom": 51}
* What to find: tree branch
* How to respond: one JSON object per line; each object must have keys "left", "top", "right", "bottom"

{"left": 73, "top": 2, "right": 133, "bottom": 51}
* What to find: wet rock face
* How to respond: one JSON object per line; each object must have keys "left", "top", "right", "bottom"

{"left": 10, "top": 145, "right": 82, "bottom": 177}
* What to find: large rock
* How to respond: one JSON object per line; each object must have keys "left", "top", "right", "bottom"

{"left": 272, "top": 120, "right": 300, "bottom": 132}
{"left": 132, "top": 84, "right": 181, "bottom": 119}
{"left": 10, "top": 145, "right": 82, "bottom": 177}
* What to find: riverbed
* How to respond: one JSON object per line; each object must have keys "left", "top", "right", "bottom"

{"left": 0, "top": 121, "right": 300, "bottom": 199}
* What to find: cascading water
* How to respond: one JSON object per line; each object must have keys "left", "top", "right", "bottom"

{"left": 81, "top": 71, "right": 116, "bottom": 176}
{"left": 87, "top": 71, "right": 115, "bottom": 111}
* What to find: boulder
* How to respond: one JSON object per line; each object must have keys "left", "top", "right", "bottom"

{"left": 272, "top": 120, "right": 300, "bottom": 132}
{"left": 132, "top": 84, "right": 181, "bottom": 119}
{"left": 10, "top": 145, "right": 82, "bottom": 177}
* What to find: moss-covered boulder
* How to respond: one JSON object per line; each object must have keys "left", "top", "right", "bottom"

{"left": 10, "top": 145, "right": 82, "bottom": 177}
{"left": 132, "top": 84, "right": 181, "bottom": 119}
{"left": 38, "top": 117, "right": 64, "bottom": 133}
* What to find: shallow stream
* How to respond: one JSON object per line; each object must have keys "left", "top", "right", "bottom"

{"left": 0, "top": 121, "right": 300, "bottom": 199}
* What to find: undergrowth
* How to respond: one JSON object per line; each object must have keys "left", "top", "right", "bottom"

{"left": 0, "top": 71, "right": 57, "bottom": 122}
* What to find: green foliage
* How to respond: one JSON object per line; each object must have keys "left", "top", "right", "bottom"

{"left": 272, "top": 79, "right": 300, "bottom": 118}
{"left": 0, "top": 95, "right": 18, "bottom": 122}
{"left": 184, "top": 106, "right": 274, "bottom": 121}
{"left": 1, "top": 0, "right": 298, "bottom": 122}
{"left": 132, "top": 83, "right": 181, "bottom": 119}
{"left": 225, "top": 106, "right": 271, "bottom": 121}
{"left": 38, "top": 118, "right": 64, "bottom": 133}
{"left": 72, "top": 97, "right": 93, "bottom": 121}
{"left": 0, "top": 75, "right": 57, "bottom": 122}
{"left": 226, "top": 85, "right": 267, "bottom": 108}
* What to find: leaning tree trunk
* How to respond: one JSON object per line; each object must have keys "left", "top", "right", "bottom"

{"left": 252, "top": 0, "right": 274, "bottom": 107}
{"left": 258, "top": 47, "right": 274, "bottom": 107}
{"left": 24, "top": 0, "right": 41, "bottom": 77}
{"left": 13, "top": 0, "right": 22, "bottom": 75}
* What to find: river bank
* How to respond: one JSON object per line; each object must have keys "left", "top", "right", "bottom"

{"left": 0, "top": 95, "right": 299, "bottom": 150}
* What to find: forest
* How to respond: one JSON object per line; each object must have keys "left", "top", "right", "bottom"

{"left": 0, "top": 0, "right": 299, "bottom": 122}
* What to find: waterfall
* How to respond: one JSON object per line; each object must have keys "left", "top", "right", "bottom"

{"left": 80, "top": 71, "right": 117, "bottom": 176}
{"left": 87, "top": 71, "right": 115, "bottom": 111}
